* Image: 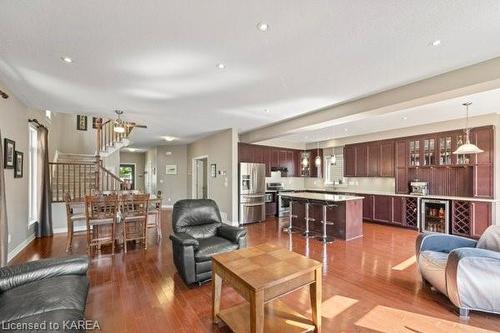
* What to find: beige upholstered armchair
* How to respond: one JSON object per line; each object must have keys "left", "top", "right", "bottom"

{"left": 416, "top": 225, "right": 500, "bottom": 318}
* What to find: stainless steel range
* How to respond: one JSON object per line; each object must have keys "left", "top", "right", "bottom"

{"left": 239, "top": 163, "right": 266, "bottom": 224}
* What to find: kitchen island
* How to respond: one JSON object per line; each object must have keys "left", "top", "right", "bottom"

{"left": 280, "top": 192, "right": 364, "bottom": 241}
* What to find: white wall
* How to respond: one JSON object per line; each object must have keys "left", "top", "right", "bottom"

{"left": 187, "top": 129, "right": 238, "bottom": 223}
{"left": 0, "top": 82, "right": 36, "bottom": 259}
{"left": 156, "top": 145, "right": 188, "bottom": 206}
{"left": 119, "top": 152, "right": 146, "bottom": 191}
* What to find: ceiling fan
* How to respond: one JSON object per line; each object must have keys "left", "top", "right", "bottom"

{"left": 113, "top": 110, "right": 147, "bottom": 133}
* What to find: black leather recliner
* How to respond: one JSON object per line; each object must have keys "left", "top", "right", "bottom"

{"left": 169, "top": 199, "right": 247, "bottom": 285}
{"left": 0, "top": 256, "right": 90, "bottom": 332}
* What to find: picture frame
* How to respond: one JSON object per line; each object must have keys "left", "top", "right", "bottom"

{"left": 92, "top": 117, "right": 99, "bottom": 129}
{"left": 210, "top": 164, "right": 217, "bottom": 178}
{"left": 3, "top": 138, "right": 15, "bottom": 169}
{"left": 77, "top": 115, "right": 88, "bottom": 131}
{"left": 165, "top": 164, "right": 177, "bottom": 175}
{"left": 14, "top": 151, "right": 23, "bottom": 178}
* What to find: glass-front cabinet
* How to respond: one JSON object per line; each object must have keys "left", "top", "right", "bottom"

{"left": 409, "top": 140, "right": 420, "bottom": 166}
{"left": 454, "top": 133, "right": 470, "bottom": 165}
{"left": 423, "top": 138, "right": 435, "bottom": 165}
{"left": 439, "top": 135, "right": 452, "bottom": 165}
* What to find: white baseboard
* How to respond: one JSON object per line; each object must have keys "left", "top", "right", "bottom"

{"left": 8, "top": 233, "right": 36, "bottom": 263}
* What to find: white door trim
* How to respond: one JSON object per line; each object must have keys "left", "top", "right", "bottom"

{"left": 192, "top": 155, "right": 209, "bottom": 199}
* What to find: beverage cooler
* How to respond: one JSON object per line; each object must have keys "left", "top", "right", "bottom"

{"left": 420, "top": 199, "right": 450, "bottom": 233}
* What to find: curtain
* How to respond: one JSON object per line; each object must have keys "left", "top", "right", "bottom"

{"left": 36, "top": 126, "right": 52, "bottom": 237}
{"left": 0, "top": 130, "right": 8, "bottom": 266}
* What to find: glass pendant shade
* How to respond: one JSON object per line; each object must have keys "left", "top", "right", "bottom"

{"left": 453, "top": 102, "right": 483, "bottom": 155}
{"left": 315, "top": 155, "right": 321, "bottom": 167}
{"left": 453, "top": 133, "right": 483, "bottom": 154}
{"left": 302, "top": 156, "right": 309, "bottom": 167}
{"left": 114, "top": 124, "right": 125, "bottom": 133}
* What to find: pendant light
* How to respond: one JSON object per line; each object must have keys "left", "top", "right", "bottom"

{"left": 314, "top": 142, "right": 322, "bottom": 168}
{"left": 453, "top": 102, "right": 483, "bottom": 155}
{"left": 113, "top": 110, "right": 126, "bottom": 133}
{"left": 301, "top": 151, "right": 309, "bottom": 168}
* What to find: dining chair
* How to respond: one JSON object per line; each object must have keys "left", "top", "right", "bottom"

{"left": 121, "top": 193, "right": 150, "bottom": 253}
{"left": 84, "top": 194, "right": 119, "bottom": 255}
{"left": 147, "top": 192, "right": 163, "bottom": 243}
{"left": 64, "top": 192, "right": 86, "bottom": 252}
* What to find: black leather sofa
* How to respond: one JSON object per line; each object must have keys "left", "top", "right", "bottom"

{"left": 169, "top": 199, "right": 247, "bottom": 285}
{"left": 0, "top": 256, "right": 90, "bottom": 332}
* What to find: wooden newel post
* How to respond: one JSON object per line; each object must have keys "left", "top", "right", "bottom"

{"left": 95, "top": 118, "right": 103, "bottom": 191}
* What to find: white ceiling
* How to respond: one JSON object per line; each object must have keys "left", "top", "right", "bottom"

{"left": 1, "top": 1, "right": 500, "bottom": 147}
{"left": 266, "top": 88, "right": 500, "bottom": 144}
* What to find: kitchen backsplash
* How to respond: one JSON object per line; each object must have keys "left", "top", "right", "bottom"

{"left": 266, "top": 171, "right": 396, "bottom": 193}
{"left": 304, "top": 177, "right": 396, "bottom": 193}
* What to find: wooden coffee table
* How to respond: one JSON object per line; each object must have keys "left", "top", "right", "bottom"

{"left": 212, "top": 243, "right": 322, "bottom": 333}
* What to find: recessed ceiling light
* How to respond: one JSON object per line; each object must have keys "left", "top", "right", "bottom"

{"left": 61, "top": 56, "right": 73, "bottom": 63}
{"left": 164, "top": 136, "right": 176, "bottom": 142}
{"left": 257, "top": 22, "right": 269, "bottom": 32}
{"left": 430, "top": 40, "right": 441, "bottom": 47}
{"left": 344, "top": 128, "right": 348, "bottom": 132}
{"left": 217, "top": 63, "right": 225, "bottom": 69}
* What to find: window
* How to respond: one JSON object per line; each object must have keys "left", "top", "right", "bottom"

{"left": 324, "top": 153, "right": 344, "bottom": 185}
{"left": 28, "top": 125, "right": 38, "bottom": 224}
{"left": 119, "top": 164, "right": 136, "bottom": 190}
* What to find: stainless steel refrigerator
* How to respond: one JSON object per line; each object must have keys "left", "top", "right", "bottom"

{"left": 239, "top": 163, "right": 266, "bottom": 224}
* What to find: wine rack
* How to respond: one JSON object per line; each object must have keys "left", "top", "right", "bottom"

{"left": 452, "top": 201, "right": 471, "bottom": 237}
{"left": 404, "top": 197, "right": 418, "bottom": 229}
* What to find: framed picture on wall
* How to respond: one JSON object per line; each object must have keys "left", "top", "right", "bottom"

{"left": 77, "top": 115, "right": 88, "bottom": 131}
{"left": 92, "top": 117, "right": 100, "bottom": 129}
{"left": 3, "top": 138, "right": 15, "bottom": 169}
{"left": 210, "top": 164, "right": 217, "bottom": 177}
{"left": 14, "top": 151, "right": 23, "bottom": 178}
{"left": 166, "top": 164, "right": 177, "bottom": 175}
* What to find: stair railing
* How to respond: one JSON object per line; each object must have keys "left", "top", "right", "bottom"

{"left": 49, "top": 162, "right": 96, "bottom": 202}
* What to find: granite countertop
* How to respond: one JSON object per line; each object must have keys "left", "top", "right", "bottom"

{"left": 302, "top": 188, "right": 497, "bottom": 203}
{"left": 279, "top": 191, "right": 364, "bottom": 202}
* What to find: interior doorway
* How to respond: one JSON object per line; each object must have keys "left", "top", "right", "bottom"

{"left": 192, "top": 156, "right": 208, "bottom": 199}
{"left": 119, "top": 164, "right": 136, "bottom": 190}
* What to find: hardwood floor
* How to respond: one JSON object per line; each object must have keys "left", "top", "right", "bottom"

{"left": 11, "top": 210, "right": 500, "bottom": 332}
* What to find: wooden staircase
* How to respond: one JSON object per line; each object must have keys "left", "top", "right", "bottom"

{"left": 49, "top": 118, "right": 133, "bottom": 202}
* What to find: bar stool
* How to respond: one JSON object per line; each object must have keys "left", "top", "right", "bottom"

{"left": 303, "top": 200, "right": 316, "bottom": 238}
{"left": 317, "top": 201, "right": 336, "bottom": 243}
{"left": 284, "top": 199, "right": 298, "bottom": 233}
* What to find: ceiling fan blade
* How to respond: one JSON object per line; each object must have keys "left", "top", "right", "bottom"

{"left": 125, "top": 122, "right": 147, "bottom": 128}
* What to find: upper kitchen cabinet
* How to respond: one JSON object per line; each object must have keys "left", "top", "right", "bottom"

{"left": 238, "top": 143, "right": 304, "bottom": 177}
{"left": 344, "top": 145, "right": 356, "bottom": 177}
{"left": 367, "top": 142, "right": 380, "bottom": 177}
{"left": 345, "top": 141, "right": 394, "bottom": 177}
{"left": 471, "top": 126, "right": 494, "bottom": 165}
{"left": 355, "top": 144, "right": 368, "bottom": 177}
{"left": 379, "top": 141, "right": 395, "bottom": 177}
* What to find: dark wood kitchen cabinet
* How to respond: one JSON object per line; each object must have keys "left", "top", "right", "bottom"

{"left": 362, "top": 194, "right": 374, "bottom": 221}
{"left": 451, "top": 200, "right": 492, "bottom": 239}
{"left": 395, "top": 139, "right": 409, "bottom": 194}
{"left": 238, "top": 143, "right": 310, "bottom": 178}
{"left": 344, "top": 145, "right": 356, "bottom": 177}
{"left": 355, "top": 144, "right": 368, "bottom": 177}
{"left": 367, "top": 143, "right": 380, "bottom": 177}
{"left": 373, "top": 195, "right": 392, "bottom": 224}
{"left": 391, "top": 196, "right": 404, "bottom": 225}
{"left": 379, "top": 141, "right": 395, "bottom": 177}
